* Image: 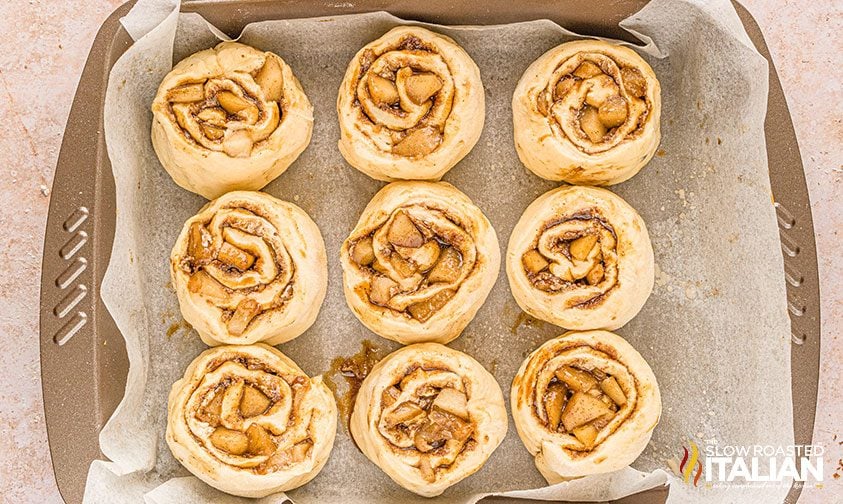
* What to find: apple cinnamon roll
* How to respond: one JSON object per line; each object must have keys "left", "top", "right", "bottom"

{"left": 167, "top": 344, "right": 337, "bottom": 497}
{"left": 340, "top": 181, "right": 499, "bottom": 344}
{"left": 350, "top": 343, "right": 506, "bottom": 497}
{"left": 151, "top": 41, "right": 313, "bottom": 199}
{"left": 337, "top": 26, "right": 484, "bottom": 181}
{"left": 170, "top": 191, "right": 327, "bottom": 346}
{"left": 506, "top": 185, "right": 653, "bottom": 330}
{"left": 513, "top": 40, "right": 661, "bottom": 185}
{"left": 512, "top": 330, "right": 660, "bottom": 483}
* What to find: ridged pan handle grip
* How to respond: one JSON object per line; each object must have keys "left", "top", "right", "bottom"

{"left": 38, "top": 3, "right": 133, "bottom": 502}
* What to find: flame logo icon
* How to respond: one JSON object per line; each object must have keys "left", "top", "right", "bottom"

{"left": 679, "top": 441, "right": 704, "bottom": 486}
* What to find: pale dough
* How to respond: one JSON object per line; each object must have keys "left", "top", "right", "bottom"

{"left": 512, "top": 39, "right": 661, "bottom": 185}
{"left": 170, "top": 191, "right": 327, "bottom": 346}
{"left": 337, "top": 26, "right": 484, "bottom": 181}
{"left": 340, "top": 181, "right": 499, "bottom": 344}
{"left": 506, "top": 185, "right": 654, "bottom": 330}
{"left": 350, "top": 343, "right": 507, "bottom": 497}
{"left": 511, "top": 330, "right": 661, "bottom": 483}
{"left": 151, "top": 41, "right": 313, "bottom": 199}
{"left": 166, "top": 344, "right": 337, "bottom": 497}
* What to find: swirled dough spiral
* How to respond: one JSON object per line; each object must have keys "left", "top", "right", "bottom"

{"left": 170, "top": 191, "right": 327, "bottom": 346}
{"left": 506, "top": 185, "right": 653, "bottom": 330}
{"left": 152, "top": 42, "right": 313, "bottom": 199}
{"left": 340, "top": 181, "right": 499, "bottom": 344}
{"left": 513, "top": 40, "right": 661, "bottom": 185}
{"left": 511, "top": 330, "right": 661, "bottom": 483}
{"left": 350, "top": 343, "right": 506, "bottom": 497}
{"left": 337, "top": 26, "right": 484, "bottom": 181}
{"left": 167, "top": 344, "right": 337, "bottom": 497}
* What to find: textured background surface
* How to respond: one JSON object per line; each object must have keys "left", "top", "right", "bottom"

{"left": 0, "top": 0, "right": 839, "bottom": 502}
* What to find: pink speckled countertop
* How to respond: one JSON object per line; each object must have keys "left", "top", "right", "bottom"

{"left": 0, "top": 1, "right": 839, "bottom": 503}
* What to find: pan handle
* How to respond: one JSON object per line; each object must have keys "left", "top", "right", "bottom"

{"left": 39, "top": 2, "right": 134, "bottom": 503}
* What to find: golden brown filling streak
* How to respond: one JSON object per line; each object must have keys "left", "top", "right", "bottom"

{"left": 522, "top": 211, "right": 618, "bottom": 304}
{"left": 163, "top": 55, "right": 284, "bottom": 158}
{"left": 349, "top": 205, "right": 476, "bottom": 322}
{"left": 537, "top": 52, "right": 650, "bottom": 154}
{"left": 187, "top": 356, "right": 315, "bottom": 475}
{"left": 533, "top": 363, "right": 628, "bottom": 451}
{"left": 377, "top": 366, "right": 476, "bottom": 482}
{"left": 178, "top": 203, "right": 294, "bottom": 336}
{"left": 352, "top": 36, "right": 456, "bottom": 157}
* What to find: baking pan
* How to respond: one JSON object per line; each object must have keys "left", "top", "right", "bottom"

{"left": 39, "top": 1, "right": 820, "bottom": 503}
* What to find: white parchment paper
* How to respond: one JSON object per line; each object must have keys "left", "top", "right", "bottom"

{"left": 84, "top": 0, "right": 794, "bottom": 502}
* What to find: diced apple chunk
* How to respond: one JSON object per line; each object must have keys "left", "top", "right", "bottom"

{"left": 227, "top": 298, "right": 260, "bottom": 336}
{"left": 598, "top": 95, "right": 628, "bottom": 128}
{"left": 246, "top": 424, "right": 276, "bottom": 455}
{"left": 523, "top": 249, "right": 549, "bottom": 274}
{"left": 187, "top": 271, "right": 228, "bottom": 302}
{"left": 620, "top": 67, "right": 647, "bottom": 97}
{"left": 196, "top": 391, "right": 224, "bottom": 426}
{"left": 218, "top": 242, "right": 255, "bottom": 271}
{"left": 561, "top": 392, "right": 613, "bottom": 431}
{"left": 392, "top": 127, "right": 442, "bottom": 157}
{"left": 404, "top": 73, "right": 443, "bottom": 104}
{"left": 368, "top": 74, "right": 399, "bottom": 105}
{"left": 397, "top": 240, "right": 441, "bottom": 271}
{"left": 369, "top": 275, "right": 398, "bottom": 306}
{"left": 351, "top": 236, "right": 375, "bottom": 265}
{"left": 544, "top": 382, "right": 568, "bottom": 431}
{"left": 167, "top": 83, "right": 205, "bottom": 103}
{"left": 240, "top": 385, "right": 271, "bottom": 417}
{"left": 427, "top": 246, "right": 462, "bottom": 283}
{"left": 555, "top": 365, "right": 597, "bottom": 392}
{"left": 210, "top": 427, "right": 249, "bottom": 455}
{"left": 197, "top": 107, "right": 227, "bottom": 127}
{"left": 432, "top": 388, "right": 469, "bottom": 419}
{"left": 255, "top": 56, "right": 284, "bottom": 102}
{"left": 201, "top": 125, "right": 225, "bottom": 140}
{"left": 572, "top": 423, "right": 599, "bottom": 448}
{"left": 382, "top": 386, "right": 401, "bottom": 408}
{"left": 569, "top": 235, "right": 598, "bottom": 261}
{"left": 408, "top": 289, "right": 455, "bottom": 322}
{"left": 187, "top": 222, "right": 214, "bottom": 262}
{"left": 237, "top": 104, "right": 260, "bottom": 125}
{"left": 384, "top": 401, "right": 425, "bottom": 426}
{"left": 586, "top": 263, "right": 604, "bottom": 285}
{"left": 555, "top": 76, "right": 576, "bottom": 98}
{"left": 388, "top": 211, "right": 424, "bottom": 248}
{"left": 573, "top": 61, "right": 603, "bottom": 79}
{"left": 600, "top": 376, "right": 627, "bottom": 406}
{"left": 580, "top": 106, "right": 607, "bottom": 143}
{"left": 216, "top": 91, "right": 251, "bottom": 114}
{"left": 390, "top": 253, "right": 418, "bottom": 278}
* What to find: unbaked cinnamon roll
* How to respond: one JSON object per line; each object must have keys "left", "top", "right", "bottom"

{"left": 151, "top": 42, "right": 313, "bottom": 199}
{"left": 350, "top": 343, "right": 506, "bottom": 497}
{"left": 511, "top": 330, "right": 661, "bottom": 483}
{"left": 170, "top": 191, "right": 327, "bottom": 346}
{"left": 337, "top": 26, "right": 484, "bottom": 181}
{"left": 513, "top": 40, "right": 661, "bottom": 185}
{"left": 506, "top": 185, "right": 653, "bottom": 330}
{"left": 340, "top": 182, "right": 499, "bottom": 344}
{"left": 166, "top": 344, "right": 337, "bottom": 497}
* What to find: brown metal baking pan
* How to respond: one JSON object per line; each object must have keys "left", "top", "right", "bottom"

{"left": 39, "top": 1, "right": 820, "bottom": 503}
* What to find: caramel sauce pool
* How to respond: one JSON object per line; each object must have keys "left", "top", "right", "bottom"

{"left": 323, "top": 340, "right": 384, "bottom": 432}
